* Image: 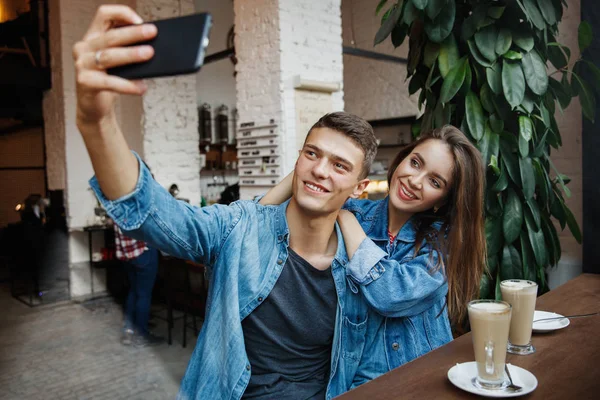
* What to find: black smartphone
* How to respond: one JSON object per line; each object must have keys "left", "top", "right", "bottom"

{"left": 108, "top": 12, "right": 212, "bottom": 80}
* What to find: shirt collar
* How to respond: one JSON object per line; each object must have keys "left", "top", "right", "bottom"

{"left": 365, "top": 196, "right": 419, "bottom": 243}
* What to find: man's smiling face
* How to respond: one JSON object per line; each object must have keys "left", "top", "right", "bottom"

{"left": 292, "top": 127, "right": 369, "bottom": 216}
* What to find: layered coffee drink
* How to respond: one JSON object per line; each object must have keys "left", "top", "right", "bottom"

{"left": 468, "top": 300, "right": 512, "bottom": 389}
{"left": 501, "top": 279, "right": 538, "bottom": 355}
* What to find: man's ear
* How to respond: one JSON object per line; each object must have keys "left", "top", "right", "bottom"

{"left": 349, "top": 178, "right": 370, "bottom": 199}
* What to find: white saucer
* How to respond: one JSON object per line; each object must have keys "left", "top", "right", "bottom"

{"left": 532, "top": 310, "right": 570, "bottom": 333}
{"left": 447, "top": 362, "right": 537, "bottom": 398}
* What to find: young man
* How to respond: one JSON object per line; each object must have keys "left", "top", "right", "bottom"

{"left": 74, "top": 6, "right": 387, "bottom": 399}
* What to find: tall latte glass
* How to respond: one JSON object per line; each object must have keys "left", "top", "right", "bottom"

{"left": 468, "top": 300, "right": 512, "bottom": 390}
{"left": 501, "top": 279, "right": 538, "bottom": 355}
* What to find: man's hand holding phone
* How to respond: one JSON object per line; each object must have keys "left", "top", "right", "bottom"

{"left": 73, "top": 5, "right": 156, "bottom": 130}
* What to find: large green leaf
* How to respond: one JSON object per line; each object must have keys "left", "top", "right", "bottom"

{"left": 438, "top": 34, "right": 459, "bottom": 78}
{"left": 495, "top": 270, "right": 502, "bottom": 300}
{"left": 424, "top": 0, "right": 455, "bottom": 43}
{"left": 579, "top": 21, "right": 593, "bottom": 53}
{"left": 521, "top": 50, "right": 548, "bottom": 96}
{"left": 502, "top": 61, "right": 526, "bottom": 108}
{"left": 564, "top": 205, "right": 582, "bottom": 244}
{"left": 547, "top": 43, "right": 568, "bottom": 70}
{"left": 548, "top": 76, "right": 571, "bottom": 110}
{"left": 460, "top": 60, "right": 472, "bottom": 95}
{"left": 475, "top": 25, "right": 499, "bottom": 62}
{"left": 486, "top": 217, "right": 503, "bottom": 255}
{"left": 426, "top": 0, "right": 446, "bottom": 19}
{"left": 477, "top": 123, "right": 499, "bottom": 165}
{"left": 423, "top": 42, "right": 440, "bottom": 68}
{"left": 582, "top": 60, "right": 600, "bottom": 97}
{"left": 376, "top": 0, "right": 389, "bottom": 15}
{"left": 500, "top": 244, "right": 523, "bottom": 281}
{"left": 536, "top": 0, "right": 557, "bottom": 25}
{"left": 503, "top": 50, "right": 523, "bottom": 60}
{"left": 532, "top": 158, "right": 550, "bottom": 207}
{"left": 503, "top": 188, "right": 523, "bottom": 244}
{"left": 488, "top": 6, "right": 506, "bottom": 20}
{"left": 522, "top": 0, "right": 546, "bottom": 30}
{"left": 412, "top": 0, "right": 428, "bottom": 10}
{"left": 467, "top": 39, "right": 493, "bottom": 67}
{"left": 541, "top": 213, "right": 561, "bottom": 266}
{"left": 461, "top": 5, "right": 487, "bottom": 41}
{"left": 526, "top": 199, "right": 541, "bottom": 231}
{"left": 519, "top": 158, "right": 536, "bottom": 200}
{"left": 480, "top": 84, "right": 496, "bottom": 113}
{"left": 465, "top": 91, "right": 485, "bottom": 140}
{"left": 486, "top": 63, "right": 503, "bottom": 95}
{"left": 496, "top": 29, "right": 512, "bottom": 56}
{"left": 375, "top": 2, "right": 405, "bottom": 45}
{"left": 492, "top": 161, "right": 509, "bottom": 192}
{"left": 489, "top": 113, "right": 504, "bottom": 133}
{"left": 550, "top": 190, "right": 567, "bottom": 230}
{"left": 391, "top": 23, "right": 409, "bottom": 48}
{"left": 519, "top": 115, "right": 533, "bottom": 141}
{"left": 499, "top": 136, "right": 521, "bottom": 185}
{"left": 520, "top": 232, "right": 537, "bottom": 281}
{"left": 572, "top": 73, "right": 596, "bottom": 123}
{"left": 403, "top": 1, "right": 419, "bottom": 25}
{"left": 440, "top": 57, "right": 467, "bottom": 103}
{"left": 513, "top": 30, "right": 534, "bottom": 52}
{"left": 518, "top": 132, "right": 529, "bottom": 158}
{"left": 486, "top": 186, "right": 504, "bottom": 219}
{"left": 527, "top": 215, "right": 548, "bottom": 267}
{"left": 480, "top": 273, "right": 494, "bottom": 299}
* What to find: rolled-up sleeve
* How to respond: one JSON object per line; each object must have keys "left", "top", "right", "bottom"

{"left": 89, "top": 152, "right": 153, "bottom": 231}
{"left": 344, "top": 238, "right": 387, "bottom": 284}
{"left": 347, "top": 240, "right": 448, "bottom": 318}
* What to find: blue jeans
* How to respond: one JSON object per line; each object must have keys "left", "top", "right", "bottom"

{"left": 123, "top": 248, "right": 159, "bottom": 335}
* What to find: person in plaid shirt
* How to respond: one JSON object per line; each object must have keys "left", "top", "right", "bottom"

{"left": 114, "top": 224, "right": 163, "bottom": 346}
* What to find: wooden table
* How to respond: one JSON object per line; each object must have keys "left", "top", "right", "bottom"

{"left": 338, "top": 274, "right": 600, "bottom": 399}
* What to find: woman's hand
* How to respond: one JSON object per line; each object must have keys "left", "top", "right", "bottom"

{"left": 73, "top": 5, "right": 157, "bottom": 131}
{"left": 259, "top": 172, "right": 294, "bottom": 205}
{"left": 337, "top": 209, "right": 367, "bottom": 259}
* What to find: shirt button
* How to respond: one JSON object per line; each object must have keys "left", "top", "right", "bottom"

{"left": 392, "top": 342, "right": 400, "bottom": 351}
{"left": 258, "top": 297, "right": 263, "bottom": 302}
{"left": 277, "top": 259, "right": 283, "bottom": 265}
{"left": 278, "top": 235, "right": 282, "bottom": 241}
{"left": 246, "top": 365, "right": 250, "bottom": 371}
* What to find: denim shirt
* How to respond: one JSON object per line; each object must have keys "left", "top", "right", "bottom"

{"left": 343, "top": 197, "right": 453, "bottom": 371}
{"left": 89, "top": 155, "right": 387, "bottom": 400}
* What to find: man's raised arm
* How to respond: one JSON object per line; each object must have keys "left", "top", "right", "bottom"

{"left": 74, "top": 5, "right": 157, "bottom": 199}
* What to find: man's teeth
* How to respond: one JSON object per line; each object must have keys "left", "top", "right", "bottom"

{"left": 402, "top": 185, "right": 416, "bottom": 199}
{"left": 306, "top": 183, "right": 325, "bottom": 192}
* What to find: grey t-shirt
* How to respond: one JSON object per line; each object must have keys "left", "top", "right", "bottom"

{"left": 241, "top": 248, "right": 337, "bottom": 400}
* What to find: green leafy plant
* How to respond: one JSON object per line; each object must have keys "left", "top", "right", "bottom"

{"left": 374, "top": 0, "right": 597, "bottom": 297}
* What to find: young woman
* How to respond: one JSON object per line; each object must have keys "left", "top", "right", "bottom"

{"left": 260, "top": 125, "right": 486, "bottom": 371}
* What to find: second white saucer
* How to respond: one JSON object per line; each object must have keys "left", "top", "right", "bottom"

{"left": 447, "top": 362, "right": 537, "bottom": 398}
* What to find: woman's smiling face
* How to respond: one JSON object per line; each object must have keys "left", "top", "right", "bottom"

{"left": 388, "top": 139, "right": 454, "bottom": 215}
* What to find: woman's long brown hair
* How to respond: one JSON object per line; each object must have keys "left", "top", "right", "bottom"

{"left": 387, "top": 125, "right": 486, "bottom": 331}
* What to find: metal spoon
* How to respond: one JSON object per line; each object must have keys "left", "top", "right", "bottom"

{"left": 504, "top": 364, "right": 523, "bottom": 392}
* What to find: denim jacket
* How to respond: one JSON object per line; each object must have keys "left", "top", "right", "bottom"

{"left": 89, "top": 155, "right": 387, "bottom": 400}
{"left": 342, "top": 197, "right": 453, "bottom": 371}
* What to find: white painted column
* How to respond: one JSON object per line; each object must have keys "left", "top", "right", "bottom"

{"left": 234, "top": 0, "right": 344, "bottom": 199}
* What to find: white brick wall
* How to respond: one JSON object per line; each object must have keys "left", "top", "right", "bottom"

{"left": 234, "top": 0, "right": 344, "bottom": 199}
{"left": 138, "top": 0, "right": 201, "bottom": 206}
